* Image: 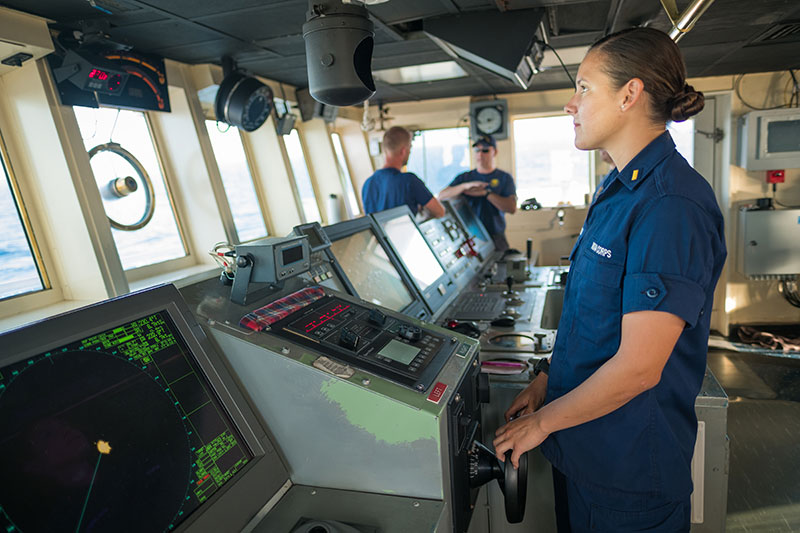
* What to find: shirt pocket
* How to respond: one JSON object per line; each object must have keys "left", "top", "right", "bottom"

{"left": 570, "top": 249, "right": 624, "bottom": 348}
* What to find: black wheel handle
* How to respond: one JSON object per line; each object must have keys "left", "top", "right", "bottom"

{"left": 503, "top": 449, "right": 528, "bottom": 523}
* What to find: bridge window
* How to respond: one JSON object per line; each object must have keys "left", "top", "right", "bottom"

{"left": 669, "top": 119, "right": 695, "bottom": 165}
{"left": 205, "top": 120, "right": 268, "bottom": 242}
{"left": 74, "top": 106, "right": 187, "bottom": 270}
{"left": 407, "top": 127, "right": 470, "bottom": 195}
{"left": 0, "top": 133, "right": 48, "bottom": 301}
{"left": 284, "top": 129, "right": 322, "bottom": 223}
{"left": 331, "top": 132, "right": 361, "bottom": 216}
{"left": 513, "top": 115, "right": 592, "bottom": 207}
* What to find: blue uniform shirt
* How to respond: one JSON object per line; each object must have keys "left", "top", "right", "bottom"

{"left": 449, "top": 169, "right": 515, "bottom": 236}
{"left": 361, "top": 168, "right": 433, "bottom": 215}
{"left": 540, "top": 131, "right": 726, "bottom": 498}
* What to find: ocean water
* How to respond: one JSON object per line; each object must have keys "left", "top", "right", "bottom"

{"left": 0, "top": 206, "right": 43, "bottom": 301}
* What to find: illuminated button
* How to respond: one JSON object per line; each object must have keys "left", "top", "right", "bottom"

{"left": 314, "top": 275, "right": 321, "bottom": 282}
{"left": 326, "top": 271, "right": 333, "bottom": 278}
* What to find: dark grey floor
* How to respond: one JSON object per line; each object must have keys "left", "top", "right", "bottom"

{"left": 706, "top": 350, "right": 800, "bottom": 532}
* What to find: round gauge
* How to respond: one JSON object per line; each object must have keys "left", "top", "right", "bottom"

{"left": 475, "top": 106, "right": 503, "bottom": 135}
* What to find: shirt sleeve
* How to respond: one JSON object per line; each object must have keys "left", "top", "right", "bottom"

{"left": 361, "top": 178, "right": 374, "bottom": 213}
{"left": 622, "top": 195, "right": 720, "bottom": 328}
{"left": 449, "top": 172, "right": 468, "bottom": 187}
{"left": 497, "top": 172, "right": 516, "bottom": 197}
{"left": 409, "top": 175, "right": 434, "bottom": 206}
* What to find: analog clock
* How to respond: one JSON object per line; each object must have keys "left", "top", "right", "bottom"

{"left": 469, "top": 99, "right": 508, "bottom": 140}
{"left": 475, "top": 106, "right": 503, "bottom": 135}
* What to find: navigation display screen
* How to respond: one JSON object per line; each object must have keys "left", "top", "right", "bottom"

{"left": 381, "top": 214, "right": 445, "bottom": 291}
{"left": 456, "top": 202, "right": 490, "bottom": 243}
{"left": 0, "top": 311, "right": 253, "bottom": 533}
{"left": 329, "top": 229, "right": 415, "bottom": 312}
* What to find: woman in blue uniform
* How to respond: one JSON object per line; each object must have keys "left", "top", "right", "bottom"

{"left": 493, "top": 28, "right": 726, "bottom": 531}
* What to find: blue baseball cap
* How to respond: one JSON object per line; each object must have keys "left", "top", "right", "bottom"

{"left": 472, "top": 135, "right": 496, "bottom": 149}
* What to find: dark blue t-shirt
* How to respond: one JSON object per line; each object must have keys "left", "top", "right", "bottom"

{"left": 361, "top": 168, "right": 434, "bottom": 215}
{"left": 449, "top": 169, "right": 516, "bottom": 236}
{"left": 540, "top": 131, "right": 727, "bottom": 498}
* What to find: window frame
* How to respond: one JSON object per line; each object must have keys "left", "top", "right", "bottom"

{"left": 407, "top": 126, "right": 472, "bottom": 195}
{"left": 329, "top": 128, "right": 362, "bottom": 218}
{"left": 204, "top": 119, "right": 274, "bottom": 243}
{"left": 0, "top": 117, "right": 62, "bottom": 318}
{"left": 282, "top": 125, "right": 324, "bottom": 224}
{"left": 107, "top": 109, "right": 196, "bottom": 282}
{"left": 510, "top": 112, "right": 596, "bottom": 207}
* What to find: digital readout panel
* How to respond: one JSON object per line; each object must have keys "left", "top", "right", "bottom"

{"left": 0, "top": 311, "right": 252, "bottom": 533}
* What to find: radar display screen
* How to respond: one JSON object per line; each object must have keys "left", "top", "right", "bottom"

{"left": 381, "top": 213, "right": 445, "bottom": 292}
{"left": 0, "top": 311, "right": 253, "bottom": 533}
{"left": 329, "top": 228, "right": 414, "bottom": 312}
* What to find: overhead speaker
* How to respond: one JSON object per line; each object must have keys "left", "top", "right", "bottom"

{"left": 302, "top": 1, "right": 376, "bottom": 107}
{"left": 214, "top": 71, "right": 274, "bottom": 132}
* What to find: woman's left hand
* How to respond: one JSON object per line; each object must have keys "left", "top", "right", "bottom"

{"left": 493, "top": 411, "right": 550, "bottom": 469}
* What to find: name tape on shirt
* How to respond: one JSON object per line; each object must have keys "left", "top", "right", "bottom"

{"left": 591, "top": 241, "right": 612, "bottom": 259}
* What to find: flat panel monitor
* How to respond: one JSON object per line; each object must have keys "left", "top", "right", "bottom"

{"left": 379, "top": 211, "right": 445, "bottom": 292}
{"left": 0, "top": 285, "right": 287, "bottom": 533}
{"left": 328, "top": 227, "right": 416, "bottom": 313}
{"left": 452, "top": 199, "right": 494, "bottom": 259}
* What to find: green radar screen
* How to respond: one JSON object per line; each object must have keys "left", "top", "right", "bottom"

{"left": 0, "top": 312, "right": 251, "bottom": 532}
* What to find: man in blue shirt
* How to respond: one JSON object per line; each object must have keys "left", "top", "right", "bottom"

{"left": 438, "top": 135, "right": 517, "bottom": 251}
{"left": 361, "top": 126, "right": 445, "bottom": 218}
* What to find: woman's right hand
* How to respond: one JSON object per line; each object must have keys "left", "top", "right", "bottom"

{"left": 504, "top": 373, "right": 548, "bottom": 421}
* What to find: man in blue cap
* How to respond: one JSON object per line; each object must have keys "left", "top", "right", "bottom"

{"left": 439, "top": 135, "right": 517, "bottom": 251}
{"left": 362, "top": 126, "right": 445, "bottom": 218}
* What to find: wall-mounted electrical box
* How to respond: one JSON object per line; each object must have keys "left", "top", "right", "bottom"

{"left": 738, "top": 108, "right": 800, "bottom": 170}
{"left": 738, "top": 207, "right": 800, "bottom": 279}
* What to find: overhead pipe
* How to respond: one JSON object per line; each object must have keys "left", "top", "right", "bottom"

{"left": 660, "top": 0, "right": 717, "bottom": 42}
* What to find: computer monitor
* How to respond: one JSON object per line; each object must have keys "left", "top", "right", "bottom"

{"left": 0, "top": 285, "right": 288, "bottom": 533}
{"left": 372, "top": 207, "right": 455, "bottom": 316}
{"left": 451, "top": 198, "right": 494, "bottom": 261}
{"left": 324, "top": 217, "right": 431, "bottom": 320}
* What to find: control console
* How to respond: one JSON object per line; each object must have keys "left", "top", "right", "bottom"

{"left": 270, "top": 294, "right": 459, "bottom": 391}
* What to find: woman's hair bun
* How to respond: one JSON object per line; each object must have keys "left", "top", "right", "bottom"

{"left": 670, "top": 84, "right": 705, "bottom": 122}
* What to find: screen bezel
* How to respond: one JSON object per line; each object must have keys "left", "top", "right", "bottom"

{"left": 293, "top": 221, "right": 332, "bottom": 253}
{"left": 371, "top": 206, "right": 455, "bottom": 317}
{"left": 322, "top": 216, "right": 431, "bottom": 321}
{"left": 0, "top": 284, "right": 288, "bottom": 533}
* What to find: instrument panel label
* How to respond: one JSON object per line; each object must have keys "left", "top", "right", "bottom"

{"left": 427, "top": 381, "right": 448, "bottom": 404}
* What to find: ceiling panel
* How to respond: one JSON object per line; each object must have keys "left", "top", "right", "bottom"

{"left": 156, "top": 40, "right": 271, "bottom": 64}
{"left": 107, "top": 19, "right": 223, "bottom": 49}
{"left": 152, "top": 0, "right": 296, "bottom": 20}
{"left": 367, "top": 1, "right": 452, "bottom": 24}
{"left": 256, "top": 34, "right": 305, "bottom": 57}
{"left": 3, "top": 0, "right": 799, "bottom": 103}
{"left": 195, "top": 4, "right": 308, "bottom": 42}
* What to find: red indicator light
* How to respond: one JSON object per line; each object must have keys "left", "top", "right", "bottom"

{"left": 89, "top": 68, "right": 109, "bottom": 81}
{"left": 303, "top": 303, "right": 351, "bottom": 333}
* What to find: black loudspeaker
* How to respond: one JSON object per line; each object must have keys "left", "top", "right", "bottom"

{"left": 302, "top": 1, "right": 375, "bottom": 107}
{"left": 214, "top": 71, "right": 274, "bottom": 132}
